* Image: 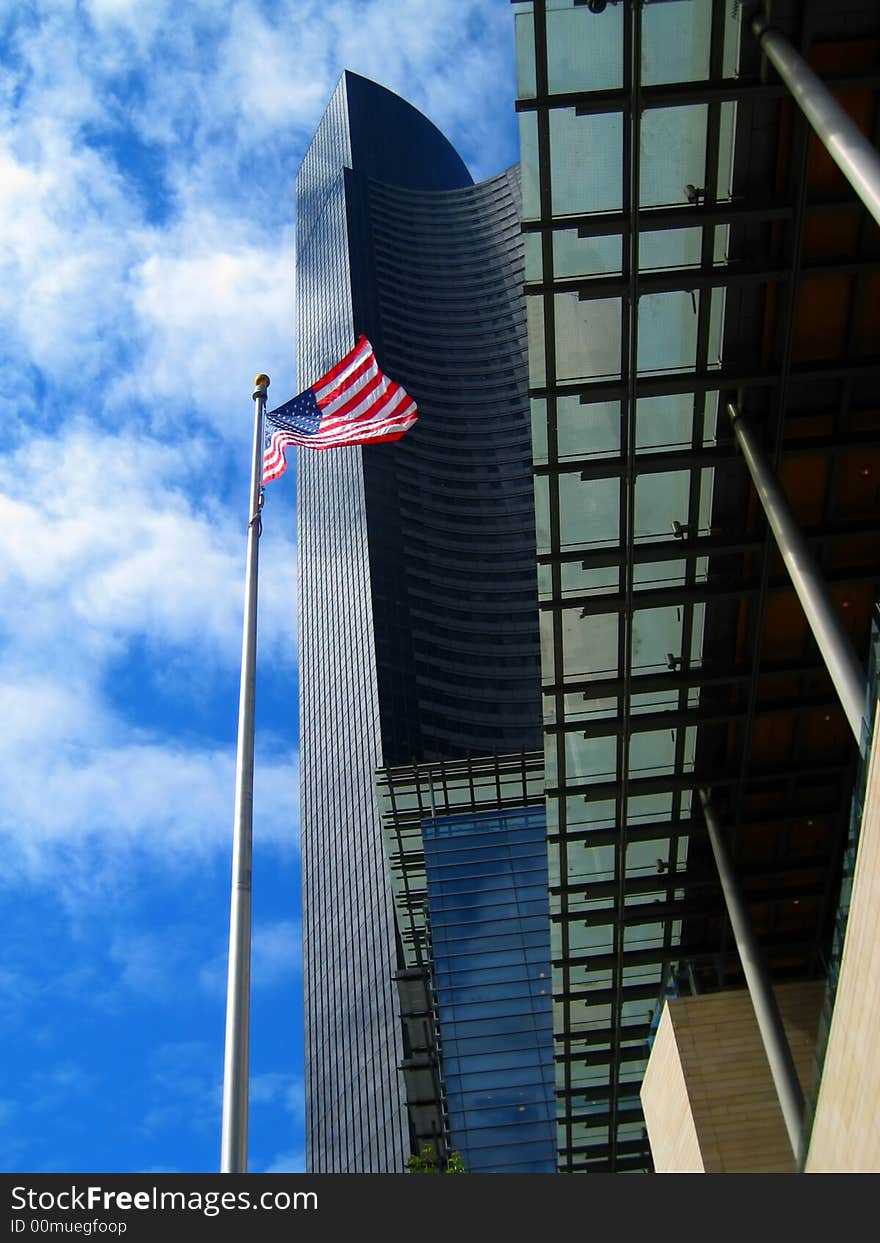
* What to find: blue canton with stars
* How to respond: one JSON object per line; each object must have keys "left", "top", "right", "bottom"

{"left": 265, "top": 387, "right": 322, "bottom": 443}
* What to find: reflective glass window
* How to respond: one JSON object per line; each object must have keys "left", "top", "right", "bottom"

{"left": 550, "top": 110, "right": 623, "bottom": 215}
{"left": 547, "top": 3, "right": 624, "bottom": 93}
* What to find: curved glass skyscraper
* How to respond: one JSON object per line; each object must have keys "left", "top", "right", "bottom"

{"left": 296, "top": 72, "right": 541, "bottom": 1172}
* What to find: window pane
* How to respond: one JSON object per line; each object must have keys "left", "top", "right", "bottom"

{"left": 555, "top": 293, "right": 622, "bottom": 381}
{"left": 633, "top": 557, "right": 686, "bottom": 590}
{"left": 554, "top": 229, "right": 622, "bottom": 278}
{"left": 547, "top": 3, "right": 624, "bottom": 93}
{"left": 561, "top": 561, "right": 618, "bottom": 600}
{"left": 708, "top": 284, "right": 726, "bottom": 368}
{"left": 565, "top": 732, "right": 616, "bottom": 782}
{"left": 640, "top": 227, "right": 702, "bottom": 271}
{"left": 638, "top": 291, "right": 699, "bottom": 374}
{"left": 634, "top": 468, "right": 691, "bottom": 540}
{"left": 640, "top": 105, "right": 708, "bottom": 208}
{"left": 559, "top": 397, "right": 621, "bottom": 460}
{"left": 519, "top": 111, "right": 540, "bottom": 219}
{"left": 526, "top": 294, "right": 545, "bottom": 384}
{"left": 629, "top": 728, "right": 678, "bottom": 776}
{"left": 631, "top": 606, "right": 684, "bottom": 671}
{"left": 531, "top": 396, "right": 549, "bottom": 464}
{"left": 524, "top": 230, "right": 543, "bottom": 282}
{"left": 560, "top": 473, "right": 619, "bottom": 547}
{"left": 560, "top": 609, "right": 619, "bottom": 678}
{"left": 533, "top": 471, "right": 550, "bottom": 554}
{"left": 641, "top": 0, "right": 712, "bottom": 86}
{"left": 550, "top": 110, "right": 623, "bottom": 215}
{"left": 635, "top": 394, "right": 695, "bottom": 452}
{"left": 515, "top": 10, "right": 537, "bottom": 99}
{"left": 717, "top": 100, "right": 737, "bottom": 199}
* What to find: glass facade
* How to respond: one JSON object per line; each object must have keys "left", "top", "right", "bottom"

{"left": 296, "top": 73, "right": 541, "bottom": 1171}
{"left": 515, "top": 0, "right": 740, "bottom": 1172}
{"left": 422, "top": 806, "right": 556, "bottom": 1173}
{"left": 376, "top": 752, "right": 554, "bottom": 1171}
{"left": 515, "top": 0, "right": 880, "bottom": 1174}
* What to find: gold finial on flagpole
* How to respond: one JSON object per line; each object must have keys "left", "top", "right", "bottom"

{"left": 253, "top": 374, "right": 270, "bottom": 398}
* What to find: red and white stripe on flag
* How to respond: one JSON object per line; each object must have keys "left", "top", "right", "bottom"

{"left": 262, "top": 336, "right": 418, "bottom": 483}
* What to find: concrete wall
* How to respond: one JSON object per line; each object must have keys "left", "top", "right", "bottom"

{"left": 642, "top": 982, "right": 825, "bottom": 1173}
{"left": 806, "top": 703, "right": 880, "bottom": 1172}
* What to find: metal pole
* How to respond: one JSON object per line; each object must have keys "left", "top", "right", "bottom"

{"left": 727, "top": 403, "right": 866, "bottom": 743}
{"left": 752, "top": 17, "right": 880, "bottom": 229}
{"left": 220, "top": 373, "right": 268, "bottom": 1174}
{"left": 698, "top": 790, "right": 807, "bottom": 1168}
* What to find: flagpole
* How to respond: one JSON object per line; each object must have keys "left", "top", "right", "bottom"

{"left": 221, "top": 372, "right": 269, "bottom": 1174}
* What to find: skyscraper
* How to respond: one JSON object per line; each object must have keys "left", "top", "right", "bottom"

{"left": 295, "top": 72, "right": 542, "bottom": 1172}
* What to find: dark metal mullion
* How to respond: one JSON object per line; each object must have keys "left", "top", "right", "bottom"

{"left": 513, "top": 67, "right": 880, "bottom": 115}
{"left": 549, "top": 757, "right": 849, "bottom": 801}
{"left": 540, "top": 560, "right": 879, "bottom": 615}
{"left": 557, "top": 931, "right": 817, "bottom": 974}
{"left": 530, "top": 0, "right": 571, "bottom": 1173}
{"left": 385, "top": 776, "right": 419, "bottom": 972}
{"left": 565, "top": 1153, "right": 654, "bottom": 1171}
{"left": 665, "top": 0, "right": 730, "bottom": 993}
{"left": 556, "top": 1047, "right": 648, "bottom": 1067}
{"left": 540, "top": 424, "right": 880, "bottom": 479}
{"left": 567, "top": 443, "right": 739, "bottom": 478}
{"left": 527, "top": 262, "right": 791, "bottom": 296}
{"left": 607, "top": 0, "right": 643, "bottom": 1171}
{"left": 808, "top": 750, "right": 860, "bottom": 976}
{"left": 553, "top": 1022, "right": 652, "bottom": 1049}
{"left": 541, "top": 516, "right": 880, "bottom": 567}
{"left": 552, "top": 881, "right": 830, "bottom": 928}
{"left": 440, "top": 761, "right": 452, "bottom": 819}
{"left": 721, "top": 14, "right": 816, "bottom": 983}
{"left": 548, "top": 691, "right": 838, "bottom": 739}
{"left": 800, "top": 87, "right": 880, "bottom": 973}
{"left": 483, "top": 754, "right": 503, "bottom": 817}
{"left": 832, "top": 89, "right": 880, "bottom": 425}
{"left": 558, "top": 1103, "right": 644, "bottom": 1133}
{"left": 521, "top": 192, "right": 862, "bottom": 238}
{"left": 554, "top": 852, "right": 830, "bottom": 900}
{"left": 529, "top": 354, "right": 880, "bottom": 402}
{"left": 549, "top": 804, "right": 839, "bottom": 847}
{"left": 524, "top": 252, "right": 880, "bottom": 298}
{"left": 550, "top": 656, "right": 828, "bottom": 700}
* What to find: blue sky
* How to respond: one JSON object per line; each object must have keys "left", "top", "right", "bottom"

{"left": 0, "top": 0, "right": 519, "bottom": 1174}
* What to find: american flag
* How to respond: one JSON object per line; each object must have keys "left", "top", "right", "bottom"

{"left": 262, "top": 336, "right": 418, "bottom": 483}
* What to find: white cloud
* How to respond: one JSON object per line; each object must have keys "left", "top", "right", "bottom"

{"left": 199, "top": 918, "right": 302, "bottom": 997}
{"left": 0, "top": 666, "right": 298, "bottom": 903}
{"left": 263, "top": 1149, "right": 306, "bottom": 1174}
{"left": 216, "top": 6, "right": 334, "bottom": 135}
{"left": 29, "top": 1063, "right": 97, "bottom": 1114}
{"left": 0, "top": 0, "right": 516, "bottom": 432}
{"left": 250, "top": 1073, "right": 304, "bottom": 1120}
{"left": 139, "top": 1039, "right": 221, "bottom": 1140}
{"left": 0, "top": 693, "right": 298, "bottom": 880}
{"left": 0, "top": 12, "right": 297, "bottom": 427}
{"left": 0, "top": 422, "right": 296, "bottom": 666}
{"left": 109, "top": 931, "right": 187, "bottom": 998}
{"left": 0, "top": 420, "right": 298, "bottom": 885}
{"left": 0, "top": 128, "right": 143, "bottom": 385}
{"left": 252, "top": 919, "right": 303, "bottom": 988}
{"left": 122, "top": 215, "right": 295, "bottom": 428}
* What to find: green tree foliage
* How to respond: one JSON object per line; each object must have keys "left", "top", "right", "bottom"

{"left": 406, "top": 1144, "right": 467, "bottom": 1174}
{"left": 444, "top": 1150, "right": 466, "bottom": 1174}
